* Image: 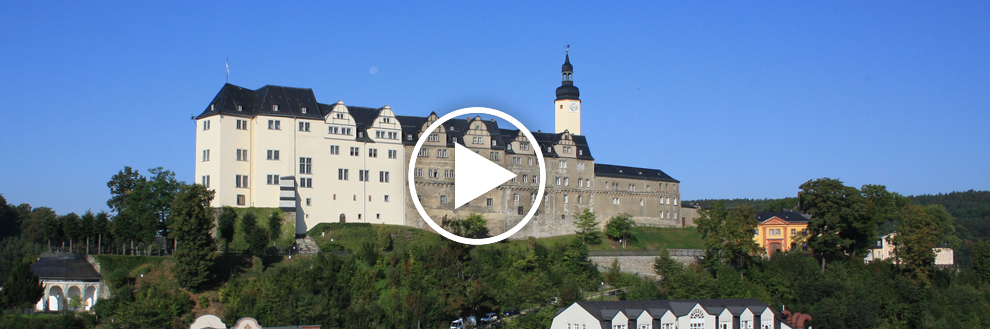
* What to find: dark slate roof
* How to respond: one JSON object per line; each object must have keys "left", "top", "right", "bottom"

{"left": 197, "top": 84, "right": 324, "bottom": 120}
{"left": 595, "top": 164, "right": 679, "bottom": 183}
{"left": 573, "top": 299, "right": 777, "bottom": 322}
{"left": 757, "top": 212, "right": 810, "bottom": 224}
{"left": 396, "top": 114, "right": 429, "bottom": 145}
{"left": 557, "top": 54, "right": 579, "bottom": 100}
{"left": 30, "top": 253, "right": 102, "bottom": 281}
{"left": 346, "top": 106, "right": 385, "bottom": 142}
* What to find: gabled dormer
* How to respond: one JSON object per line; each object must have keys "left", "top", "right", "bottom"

{"left": 554, "top": 130, "right": 578, "bottom": 158}
{"left": 369, "top": 105, "right": 401, "bottom": 142}
{"left": 325, "top": 100, "right": 355, "bottom": 138}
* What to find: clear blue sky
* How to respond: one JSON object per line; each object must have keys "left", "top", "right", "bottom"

{"left": 1, "top": 1, "right": 988, "bottom": 215}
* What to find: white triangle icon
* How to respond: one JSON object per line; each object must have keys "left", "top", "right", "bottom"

{"left": 454, "top": 143, "right": 517, "bottom": 209}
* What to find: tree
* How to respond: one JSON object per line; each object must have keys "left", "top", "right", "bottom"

{"left": 0, "top": 261, "right": 44, "bottom": 309}
{"left": 799, "top": 178, "right": 876, "bottom": 265}
{"left": 217, "top": 207, "right": 237, "bottom": 253}
{"left": 892, "top": 204, "right": 943, "bottom": 287}
{"left": 106, "top": 166, "right": 144, "bottom": 215}
{"left": 95, "top": 211, "right": 110, "bottom": 254}
{"left": 376, "top": 223, "right": 393, "bottom": 251}
{"left": 0, "top": 194, "right": 22, "bottom": 241}
{"left": 696, "top": 202, "right": 761, "bottom": 271}
{"left": 605, "top": 213, "right": 634, "bottom": 249}
{"left": 241, "top": 212, "right": 258, "bottom": 237}
{"left": 574, "top": 208, "right": 601, "bottom": 245}
{"left": 973, "top": 241, "right": 990, "bottom": 283}
{"left": 267, "top": 212, "right": 282, "bottom": 247}
{"left": 247, "top": 226, "right": 269, "bottom": 256}
{"left": 169, "top": 183, "right": 217, "bottom": 290}
{"left": 80, "top": 211, "right": 96, "bottom": 254}
{"left": 444, "top": 212, "right": 489, "bottom": 239}
{"left": 145, "top": 167, "right": 181, "bottom": 252}
{"left": 654, "top": 247, "right": 684, "bottom": 287}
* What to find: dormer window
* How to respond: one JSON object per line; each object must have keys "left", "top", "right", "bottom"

{"left": 237, "top": 105, "right": 243, "bottom": 112}
{"left": 382, "top": 117, "right": 392, "bottom": 123}
{"left": 210, "top": 104, "right": 215, "bottom": 111}
{"left": 407, "top": 134, "right": 413, "bottom": 141}
{"left": 272, "top": 104, "right": 279, "bottom": 111}
{"left": 301, "top": 107, "right": 307, "bottom": 114}
{"left": 578, "top": 149, "right": 583, "bottom": 155}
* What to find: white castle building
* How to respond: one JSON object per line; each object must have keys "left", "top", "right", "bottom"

{"left": 195, "top": 53, "right": 684, "bottom": 238}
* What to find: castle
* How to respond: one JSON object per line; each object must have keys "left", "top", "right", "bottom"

{"left": 195, "top": 53, "right": 683, "bottom": 239}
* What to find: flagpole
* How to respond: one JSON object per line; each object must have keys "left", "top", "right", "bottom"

{"left": 226, "top": 58, "right": 229, "bottom": 83}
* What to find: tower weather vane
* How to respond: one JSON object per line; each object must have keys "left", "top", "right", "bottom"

{"left": 566, "top": 44, "right": 570, "bottom": 52}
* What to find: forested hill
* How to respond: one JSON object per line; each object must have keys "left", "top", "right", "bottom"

{"left": 909, "top": 190, "right": 990, "bottom": 242}
{"left": 684, "top": 198, "right": 798, "bottom": 212}
{"left": 688, "top": 190, "right": 990, "bottom": 240}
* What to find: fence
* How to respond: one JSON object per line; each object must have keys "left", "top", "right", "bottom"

{"left": 587, "top": 249, "right": 704, "bottom": 257}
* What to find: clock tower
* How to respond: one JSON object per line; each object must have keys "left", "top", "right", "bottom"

{"left": 554, "top": 50, "right": 581, "bottom": 135}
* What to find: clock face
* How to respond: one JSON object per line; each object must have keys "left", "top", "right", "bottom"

{"left": 569, "top": 101, "right": 579, "bottom": 113}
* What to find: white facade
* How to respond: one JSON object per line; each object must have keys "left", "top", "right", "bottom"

{"left": 551, "top": 299, "right": 791, "bottom": 329}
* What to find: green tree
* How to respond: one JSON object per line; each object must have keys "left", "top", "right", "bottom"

{"left": 217, "top": 206, "right": 237, "bottom": 253}
{"left": 799, "top": 178, "right": 877, "bottom": 266}
{"left": 696, "top": 202, "right": 760, "bottom": 270}
{"left": 145, "top": 167, "right": 181, "bottom": 251}
{"left": 892, "top": 204, "right": 942, "bottom": 287}
{"left": 241, "top": 212, "right": 257, "bottom": 237}
{"left": 80, "top": 211, "right": 96, "bottom": 254}
{"left": 605, "top": 213, "right": 634, "bottom": 249}
{"left": 376, "top": 223, "right": 393, "bottom": 251}
{"left": 0, "top": 261, "right": 44, "bottom": 309}
{"left": 106, "top": 166, "right": 144, "bottom": 214}
{"left": 267, "top": 212, "right": 282, "bottom": 247}
{"left": 95, "top": 211, "right": 110, "bottom": 254}
{"left": 460, "top": 212, "right": 489, "bottom": 239}
{"left": 247, "top": 226, "right": 269, "bottom": 256}
{"left": 0, "top": 195, "right": 21, "bottom": 241}
{"left": 169, "top": 183, "right": 217, "bottom": 290}
{"left": 574, "top": 208, "right": 601, "bottom": 245}
{"left": 973, "top": 241, "right": 990, "bottom": 283}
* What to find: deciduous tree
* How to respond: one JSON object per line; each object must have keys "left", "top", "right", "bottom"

{"left": 605, "top": 213, "right": 634, "bottom": 249}
{"left": 169, "top": 183, "right": 216, "bottom": 290}
{"left": 799, "top": 178, "right": 876, "bottom": 265}
{"left": 217, "top": 207, "right": 237, "bottom": 253}
{"left": 574, "top": 208, "right": 601, "bottom": 245}
{"left": 892, "top": 204, "right": 942, "bottom": 286}
{"left": 267, "top": 211, "right": 282, "bottom": 247}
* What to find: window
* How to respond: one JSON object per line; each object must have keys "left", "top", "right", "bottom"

{"left": 437, "top": 149, "right": 449, "bottom": 158}
{"left": 300, "top": 178, "right": 312, "bottom": 188}
{"left": 761, "top": 320, "right": 772, "bottom": 329}
{"left": 518, "top": 206, "right": 524, "bottom": 215}
{"left": 202, "top": 149, "right": 210, "bottom": 162}
{"left": 375, "top": 130, "right": 398, "bottom": 139}
{"left": 428, "top": 134, "right": 439, "bottom": 142}
{"left": 522, "top": 175, "right": 528, "bottom": 183}
{"left": 489, "top": 152, "right": 499, "bottom": 160}
{"left": 662, "top": 324, "right": 674, "bottom": 329}
{"left": 531, "top": 193, "right": 536, "bottom": 201}
{"left": 330, "top": 145, "right": 340, "bottom": 155}
{"left": 613, "top": 198, "right": 620, "bottom": 205}
{"left": 235, "top": 175, "right": 248, "bottom": 188}
{"left": 305, "top": 198, "right": 312, "bottom": 206}
{"left": 384, "top": 195, "right": 390, "bottom": 202}
{"left": 559, "top": 160, "right": 566, "bottom": 169}
{"left": 407, "top": 134, "right": 413, "bottom": 141}
{"left": 578, "top": 178, "right": 583, "bottom": 187}
{"left": 266, "top": 175, "right": 279, "bottom": 185}
{"left": 418, "top": 148, "right": 429, "bottom": 157}
{"left": 350, "top": 147, "right": 360, "bottom": 156}
{"left": 564, "top": 177, "right": 569, "bottom": 186}
{"left": 514, "top": 193, "right": 520, "bottom": 202}
{"left": 236, "top": 119, "right": 248, "bottom": 130}
{"left": 532, "top": 175, "right": 538, "bottom": 184}
{"left": 201, "top": 175, "right": 210, "bottom": 187}
{"left": 440, "top": 195, "right": 448, "bottom": 204}
{"left": 492, "top": 140, "right": 498, "bottom": 146}
{"left": 563, "top": 195, "right": 569, "bottom": 203}
{"left": 388, "top": 149, "right": 397, "bottom": 159}
{"left": 629, "top": 184, "right": 635, "bottom": 191}
{"left": 338, "top": 168, "right": 349, "bottom": 180}
{"left": 299, "top": 122, "right": 310, "bottom": 131}
{"left": 381, "top": 117, "right": 391, "bottom": 123}
{"left": 472, "top": 136, "right": 483, "bottom": 144}
{"left": 335, "top": 112, "right": 345, "bottom": 119}
{"left": 236, "top": 149, "right": 248, "bottom": 161}
{"left": 563, "top": 146, "right": 572, "bottom": 154}
{"left": 414, "top": 168, "right": 424, "bottom": 177}
{"left": 719, "top": 323, "right": 729, "bottom": 329}
{"left": 429, "top": 169, "right": 439, "bottom": 178}
{"left": 301, "top": 107, "right": 307, "bottom": 114}
{"left": 486, "top": 198, "right": 493, "bottom": 207}
{"left": 379, "top": 171, "right": 390, "bottom": 183}
{"left": 512, "top": 157, "right": 521, "bottom": 165}
{"left": 520, "top": 143, "right": 530, "bottom": 151}
{"left": 358, "top": 170, "right": 370, "bottom": 182}
{"left": 555, "top": 177, "right": 561, "bottom": 185}
{"left": 612, "top": 325, "right": 627, "bottom": 329}
{"left": 577, "top": 195, "right": 583, "bottom": 204}
{"left": 236, "top": 194, "right": 245, "bottom": 205}
{"left": 791, "top": 229, "right": 796, "bottom": 236}
{"left": 452, "top": 137, "right": 457, "bottom": 143}
{"left": 577, "top": 162, "right": 585, "bottom": 170}
{"left": 267, "top": 150, "right": 280, "bottom": 160}
{"left": 640, "top": 325, "right": 652, "bottom": 329}
{"left": 299, "top": 157, "right": 312, "bottom": 174}
{"left": 268, "top": 120, "right": 281, "bottom": 130}
{"left": 528, "top": 158, "right": 533, "bottom": 166}
{"left": 740, "top": 321, "right": 752, "bottom": 329}
{"left": 203, "top": 120, "right": 210, "bottom": 130}
{"left": 444, "top": 170, "right": 454, "bottom": 179}
{"left": 368, "top": 148, "right": 378, "bottom": 158}
{"left": 272, "top": 104, "right": 279, "bottom": 111}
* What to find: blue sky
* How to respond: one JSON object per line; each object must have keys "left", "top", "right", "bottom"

{"left": 1, "top": 1, "right": 987, "bottom": 215}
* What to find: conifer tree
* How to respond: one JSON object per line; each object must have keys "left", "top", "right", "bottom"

{"left": 169, "top": 184, "right": 216, "bottom": 290}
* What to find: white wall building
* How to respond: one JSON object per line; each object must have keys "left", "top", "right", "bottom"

{"left": 551, "top": 299, "right": 793, "bottom": 329}
{"left": 864, "top": 232, "right": 955, "bottom": 268}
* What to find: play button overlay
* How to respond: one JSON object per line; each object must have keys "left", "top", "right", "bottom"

{"left": 408, "top": 107, "right": 547, "bottom": 245}
{"left": 453, "top": 143, "right": 517, "bottom": 209}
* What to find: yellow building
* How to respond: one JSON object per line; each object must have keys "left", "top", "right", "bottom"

{"left": 754, "top": 212, "right": 809, "bottom": 255}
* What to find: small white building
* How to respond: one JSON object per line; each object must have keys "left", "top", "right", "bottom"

{"left": 864, "top": 233, "right": 955, "bottom": 268}
{"left": 551, "top": 298, "right": 793, "bottom": 329}
{"left": 30, "top": 253, "right": 105, "bottom": 312}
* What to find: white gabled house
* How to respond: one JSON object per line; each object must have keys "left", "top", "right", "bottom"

{"left": 550, "top": 299, "right": 795, "bottom": 329}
